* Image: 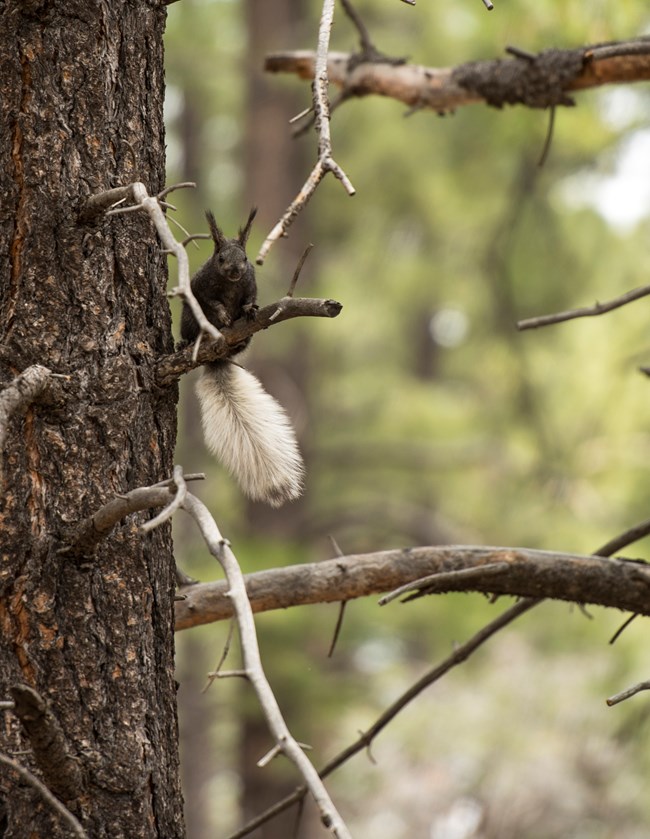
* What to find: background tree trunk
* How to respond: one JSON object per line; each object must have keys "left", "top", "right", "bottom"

{"left": 0, "top": 2, "right": 183, "bottom": 836}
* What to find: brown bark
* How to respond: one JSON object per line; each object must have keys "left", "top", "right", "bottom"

{"left": 0, "top": 2, "right": 183, "bottom": 836}
{"left": 175, "top": 545, "right": 650, "bottom": 630}
{"left": 265, "top": 38, "right": 650, "bottom": 114}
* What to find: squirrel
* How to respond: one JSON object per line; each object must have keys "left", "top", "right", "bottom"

{"left": 180, "top": 209, "right": 304, "bottom": 507}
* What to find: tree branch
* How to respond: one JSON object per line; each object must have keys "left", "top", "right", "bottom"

{"left": 175, "top": 543, "right": 650, "bottom": 630}
{"left": 517, "top": 283, "right": 650, "bottom": 331}
{"left": 61, "top": 472, "right": 205, "bottom": 557}
{"left": 265, "top": 37, "right": 650, "bottom": 115}
{"left": 256, "top": 0, "right": 355, "bottom": 265}
{"left": 229, "top": 519, "right": 650, "bottom": 836}
{"left": 0, "top": 364, "right": 54, "bottom": 484}
{"left": 154, "top": 296, "right": 342, "bottom": 388}
{"left": 179, "top": 494, "right": 352, "bottom": 839}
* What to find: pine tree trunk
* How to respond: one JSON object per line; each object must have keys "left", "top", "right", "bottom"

{"left": 0, "top": 2, "right": 183, "bottom": 836}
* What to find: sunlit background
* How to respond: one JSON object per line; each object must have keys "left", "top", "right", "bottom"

{"left": 165, "top": 2, "right": 650, "bottom": 836}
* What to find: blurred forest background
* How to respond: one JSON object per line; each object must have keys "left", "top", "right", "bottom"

{"left": 165, "top": 1, "right": 650, "bottom": 836}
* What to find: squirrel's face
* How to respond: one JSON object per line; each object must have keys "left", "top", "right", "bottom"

{"left": 216, "top": 246, "right": 248, "bottom": 282}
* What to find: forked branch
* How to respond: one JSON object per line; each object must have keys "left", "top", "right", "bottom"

{"left": 256, "top": 0, "right": 355, "bottom": 265}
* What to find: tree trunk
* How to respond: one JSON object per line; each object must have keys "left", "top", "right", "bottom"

{"left": 0, "top": 2, "right": 183, "bottom": 837}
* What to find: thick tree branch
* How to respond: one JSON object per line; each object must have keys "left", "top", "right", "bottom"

{"left": 265, "top": 37, "right": 650, "bottom": 115}
{"left": 230, "top": 520, "right": 650, "bottom": 836}
{"left": 175, "top": 544, "right": 650, "bottom": 630}
{"left": 62, "top": 472, "right": 204, "bottom": 557}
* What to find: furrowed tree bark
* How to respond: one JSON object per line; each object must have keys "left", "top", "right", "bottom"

{"left": 0, "top": 2, "right": 183, "bottom": 837}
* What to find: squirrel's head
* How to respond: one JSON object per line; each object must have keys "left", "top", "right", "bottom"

{"left": 214, "top": 244, "right": 249, "bottom": 282}
{"left": 205, "top": 207, "right": 258, "bottom": 282}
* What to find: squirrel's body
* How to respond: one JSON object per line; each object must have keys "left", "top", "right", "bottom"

{"left": 180, "top": 209, "right": 304, "bottom": 506}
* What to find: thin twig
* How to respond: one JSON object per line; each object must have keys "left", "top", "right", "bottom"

{"left": 537, "top": 105, "right": 556, "bottom": 167}
{"left": 203, "top": 619, "right": 236, "bottom": 693}
{"left": 269, "top": 245, "right": 315, "bottom": 321}
{"left": 0, "top": 753, "right": 88, "bottom": 839}
{"left": 606, "top": 680, "right": 650, "bottom": 706}
{"left": 517, "top": 283, "right": 650, "bottom": 330}
{"left": 380, "top": 561, "right": 509, "bottom": 604}
{"left": 609, "top": 612, "right": 638, "bottom": 645}
{"left": 256, "top": 0, "right": 355, "bottom": 265}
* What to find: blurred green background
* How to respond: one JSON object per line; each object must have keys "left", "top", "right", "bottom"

{"left": 165, "top": 2, "right": 650, "bottom": 836}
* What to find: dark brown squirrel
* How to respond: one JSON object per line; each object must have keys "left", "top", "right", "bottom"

{"left": 180, "top": 208, "right": 258, "bottom": 343}
{"left": 180, "top": 209, "right": 304, "bottom": 507}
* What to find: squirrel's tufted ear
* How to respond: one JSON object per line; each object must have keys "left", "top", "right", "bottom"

{"left": 205, "top": 210, "right": 228, "bottom": 251}
{"left": 237, "top": 207, "right": 257, "bottom": 249}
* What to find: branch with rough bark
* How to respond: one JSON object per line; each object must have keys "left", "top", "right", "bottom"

{"left": 154, "top": 295, "right": 342, "bottom": 388}
{"left": 175, "top": 543, "right": 650, "bottom": 629}
{"left": 265, "top": 37, "right": 650, "bottom": 115}
{"left": 229, "top": 517, "right": 650, "bottom": 837}
{"left": 0, "top": 364, "right": 57, "bottom": 484}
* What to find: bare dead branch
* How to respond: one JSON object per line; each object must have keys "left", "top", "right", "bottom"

{"left": 231, "top": 519, "right": 650, "bottom": 836}
{"left": 180, "top": 494, "right": 352, "bottom": 839}
{"left": 265, "top": 37, "right": 650, "bottom": 115}
{"left": 175, "top": 544, "right": 650, "bottom": 630}
{"left": 229, "top": 597, "right": 537, "bottom": 839}
{"left": 517, "top": 283, "right": 650, "bottom": 330}
{"left": 256, "top": 0, "right": 355, "bottom": 265}
{"left": 0, "top": 752, "right": 88, "bottom": 839}
{"left": 154, "top": 295, "right": 342, "bottom": 387}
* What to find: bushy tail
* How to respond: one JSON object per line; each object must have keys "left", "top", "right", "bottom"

{"left": 195, "top": 362, "right": 304, "bottom": 506}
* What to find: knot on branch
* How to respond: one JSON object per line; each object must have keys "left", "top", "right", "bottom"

{"left": 453, "top": 48, "right": 584, "bottom": 109}
{"left": 346, "top": 47, "right": 407, "bottom": 74}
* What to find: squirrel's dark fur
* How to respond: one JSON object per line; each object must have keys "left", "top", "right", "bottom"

{"left": 180, "top": 208, "right": 258, "bottom": 343}
{"left": 180, "top": 209, "right": 304, "bottom": 507}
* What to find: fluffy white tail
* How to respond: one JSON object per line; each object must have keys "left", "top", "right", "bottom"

{"left": 195, "top": 362, "right": 304, "bottom": 506}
